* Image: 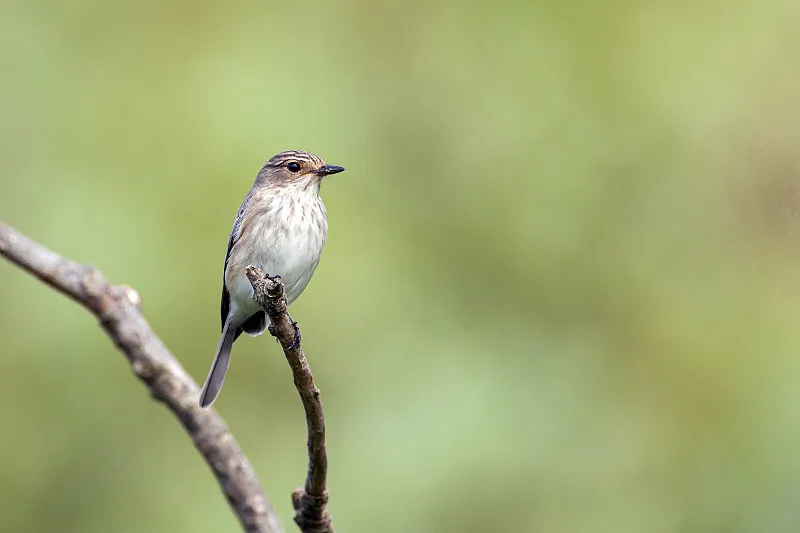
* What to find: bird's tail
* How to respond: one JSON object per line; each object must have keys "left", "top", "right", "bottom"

{"left": 199, "top": 320, "right": 237, "bottom": 408}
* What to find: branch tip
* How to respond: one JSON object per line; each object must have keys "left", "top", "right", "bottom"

{"left": 247, "top": 265, "right": 335, "bottom": 533}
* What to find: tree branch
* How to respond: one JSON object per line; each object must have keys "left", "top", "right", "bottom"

{"left": 245, "top": 266, "right": 334, "bottom": 533}
{"left": 0, "top": 221, "right": 285, "bottom": 533}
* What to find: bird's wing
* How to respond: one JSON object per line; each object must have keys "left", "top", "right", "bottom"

{"left": 220, "top": 191, "right": 253, "bottom": 330}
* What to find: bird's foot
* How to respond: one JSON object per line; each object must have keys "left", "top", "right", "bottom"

{"left": 287, "top": 322, "right": 301, "bottom": 350}
{"left": 269, "top": 313, "right": 301, "bottom": 349}
{"left": 286, "top": 313, "right": 301, "bottom": 350}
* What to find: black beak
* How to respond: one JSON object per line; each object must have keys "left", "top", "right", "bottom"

{"left": 315, "top": 165, "right": 345, "bottom": 176}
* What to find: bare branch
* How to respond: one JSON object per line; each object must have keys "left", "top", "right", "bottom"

{"left": 245, "top": 266, "right": 334, "bottom": 533}
{"left": 0, "top": 221, "right": 285, "bottom": 533}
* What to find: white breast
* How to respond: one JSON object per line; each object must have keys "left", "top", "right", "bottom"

{"left": 225, "top": 184, "right": 328, "bottom": 321}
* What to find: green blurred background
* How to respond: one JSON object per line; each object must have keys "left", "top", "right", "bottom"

{"left": 2, "top": 1, "right": 800, "bottom": 532}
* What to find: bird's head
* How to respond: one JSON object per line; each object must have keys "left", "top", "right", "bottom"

{"left": 257, "top": 150, "right": 345, "bottom": 192}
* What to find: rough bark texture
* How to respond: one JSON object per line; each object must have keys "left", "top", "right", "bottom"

{"left": 0, "top": 221, "right": 288, "bottom": 533}
{"left": 245, "top": 266, "right": 334, "bottom": 533}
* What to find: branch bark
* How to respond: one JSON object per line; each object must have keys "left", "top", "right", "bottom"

{"left": 0, "top": 221, "right": 285, "bottom": 533}
{"left": 245, "top": 266, "right": 334, "bottom": 533}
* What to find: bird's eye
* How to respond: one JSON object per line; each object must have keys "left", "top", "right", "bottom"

{"left": 287, "top": 161, "right": 301, "bottom": 173}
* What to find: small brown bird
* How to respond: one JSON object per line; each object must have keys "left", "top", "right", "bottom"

{"left": 199, "top": 150, "right": 344, "bottom": 408}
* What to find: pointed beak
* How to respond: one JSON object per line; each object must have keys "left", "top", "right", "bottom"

{"left": 315, "top": 165, "right": 345, "bottom": 176}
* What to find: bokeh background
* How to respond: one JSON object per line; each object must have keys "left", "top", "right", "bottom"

{"left": 2, "top": 1, "right": 800, "bottom": 532}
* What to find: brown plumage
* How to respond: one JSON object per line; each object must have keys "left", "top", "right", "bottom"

{"left": 199, "top": 150, "right": 345, "bottom": 408}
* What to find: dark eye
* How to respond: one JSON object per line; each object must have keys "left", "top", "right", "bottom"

{"left": 287, "top": 161, "right": 301, "bottom": 173}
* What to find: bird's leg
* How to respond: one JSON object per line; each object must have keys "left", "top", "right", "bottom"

{"left": 286, "top": 312, "right": 301, "bottom": 350}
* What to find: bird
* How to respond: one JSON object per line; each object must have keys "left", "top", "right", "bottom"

{"left": 199, "top": 150, "right": 345, "bottom": 408}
